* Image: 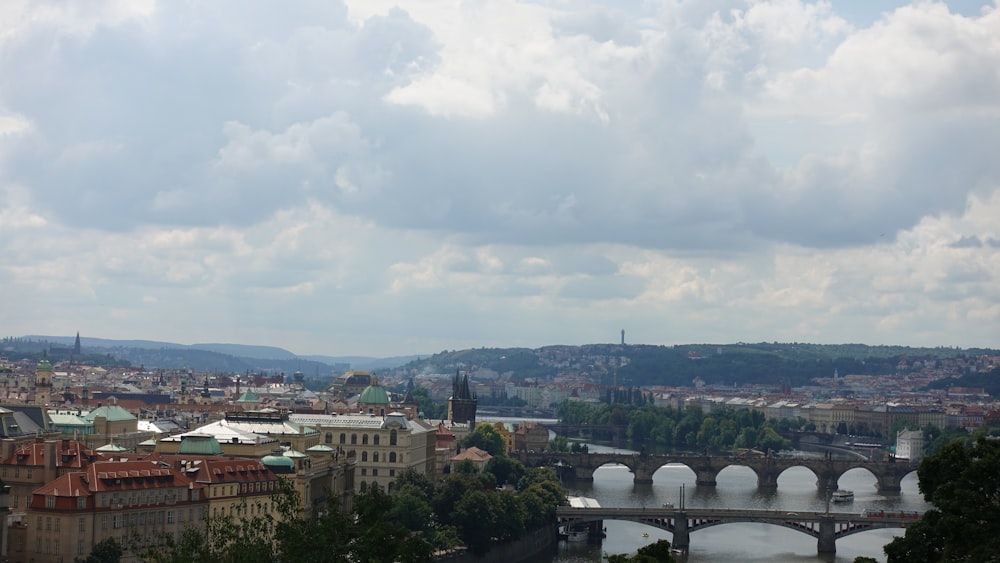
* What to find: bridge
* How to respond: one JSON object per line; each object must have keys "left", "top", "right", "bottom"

{"left": 514, "top": 451, "right": 919, "bottom": 492}
{"left": 557, "top": 506, "right": 919, "bottom": 554}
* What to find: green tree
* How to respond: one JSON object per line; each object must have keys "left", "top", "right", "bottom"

{"left": 461, "top": 422, "right": 507, "bottom": 456}
{"left": 77, "top": 537, "right": 123, "bottom": 563}
{"left": 485, "top": 455, "right": 526, "bottom": 487}
{"left": 884, "top": 435, "right": 1000, "bottom": 562}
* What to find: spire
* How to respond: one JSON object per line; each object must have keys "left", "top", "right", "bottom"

{"left": 74, "top": 332, "right": 82, "bottom": 355}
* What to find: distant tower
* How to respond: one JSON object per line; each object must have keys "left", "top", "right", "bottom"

{"left": 73, "top": 332, "right": 82, "bottom": 356}
{"left": 35, "top": 355, "right": 54, "bottom": 406}
{"left": 621, "top": 329, "right": 625, "bottom": 345}
{"left": 447, "top": 370, "right": 478, "bottom": 427}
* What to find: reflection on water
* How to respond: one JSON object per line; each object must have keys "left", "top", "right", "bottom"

{"left": 541, "top": 444, "right": 929, "bottom": 563}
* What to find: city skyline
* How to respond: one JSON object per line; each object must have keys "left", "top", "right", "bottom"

{"left": 2, "top": 1, "right": 998, "bottom": 357}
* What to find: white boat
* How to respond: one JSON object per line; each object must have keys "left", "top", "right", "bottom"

{"left": 831, "top": 489, "right": 854, "bottom": 502}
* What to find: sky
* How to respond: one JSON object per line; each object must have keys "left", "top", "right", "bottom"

{"left": 1, "top": 1, "right": 999, "bottom": 358}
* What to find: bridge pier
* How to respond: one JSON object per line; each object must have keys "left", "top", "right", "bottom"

{"left": 632, "top": 466, "right": 654, "bottom": 485}
{"left": 573, "top": 467, "right": 595, "bottom": 481}
{"left": 756, "top": 467, "right": 779, "bottom": 489}
{"left": 817, "top": 517, "right": 836, "bottom": 554}
{"left": 693, "top": 468, "right": 718, "bottom": 487}
{"left": 672, "top": 513, "right": 690, "bottom": 553}
{"left": 876, "top": 472, "right": 903, "bottom": 493}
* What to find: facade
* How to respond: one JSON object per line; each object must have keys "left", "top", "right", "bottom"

{"left": 895, "top": 429, "right": 925, "bottom": 462}
{"left": 289, "top": 412, "right": 434, "bottom": 493}
{"left": 12, "top": 459, "right": 206, "bottom": 563}
{"left": 513, "top": 423, "right": 550, "bottom": 452}
{"left": 1, "top": 439, "right": 104, "bottom": 528}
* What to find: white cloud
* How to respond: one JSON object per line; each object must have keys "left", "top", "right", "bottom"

{"left": 0, "top": 0, "right": 997, "bottom": 355}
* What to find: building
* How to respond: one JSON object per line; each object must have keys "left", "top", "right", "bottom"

{"left": 513, "top": 422, "right": 550, "bottom": 452}
{"left": 447, "top": 371, "right": 477, "bottom": 428}
{"left": 11, "top": 459, "right": 206, "bottom": 563}
{"left": 0, "top": 439, "right": 104, "bottom": 528}
{"left": 895, "top": 429, "right": 925, "bottom": 462}
{"left": 289, "top": 411, "right": 434, "bottom": 493}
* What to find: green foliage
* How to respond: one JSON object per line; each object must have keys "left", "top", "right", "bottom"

{"left": 485, "top": 455, "right": 526, "bottom": 487}
{"left": 408, "top": 387, "right": 447, "bottom": 419}
{"left": 460, "top": 422, "right": 507, "bottom": 456}
{"left": 608, "top": 539, "right": 677, "bottom": 563}
{"left": 77, "top": 537, "right": 123, "bottom": 563}
{"left": 884, "top": 436, "right": 1000, "bottom": 563}
{"left": 556, "top": 400, "right": 791, "bottom": 453}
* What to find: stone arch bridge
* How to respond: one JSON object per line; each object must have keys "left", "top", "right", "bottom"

{"left": 515, "top": 451, "right": 918, "bottom": 492}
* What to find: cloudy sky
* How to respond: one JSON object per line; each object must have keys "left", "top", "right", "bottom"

{"left": 2, "top": 1, "right": 998, "bottom": 357}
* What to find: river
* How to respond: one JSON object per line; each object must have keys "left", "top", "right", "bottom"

{"left": 529, "top": 442, "right": 928, "bottom": 563}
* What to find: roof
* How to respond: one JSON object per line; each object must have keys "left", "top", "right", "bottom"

{"left": 236, "top": 389, "right": 260, "bottom": 403}
{"left": 358, "top": 381, "right": 390, "bottom": 405}
{"left": 451, "top": 446, "right": 492, "bottom": 463}
{"left": 84, "top": 404, "right": 136, "bottom": 423}
{"left": 177, "top": 434, "right": 224, "bottom": 455}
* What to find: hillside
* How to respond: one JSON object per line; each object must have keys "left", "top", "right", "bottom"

{"left": 389, "top": 342, "right": 999, "bottom": 389}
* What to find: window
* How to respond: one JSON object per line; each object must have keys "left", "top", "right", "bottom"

{"left": 167, "top": 511, "right": 174, "bottom": 524}
{"left": 339, "top": 433, "right": 346, "bottom": 444}
{"left": 325, "top": 432, "right": 332, "bottom": 444}
{"left": 360, "top": 468, "right": 366, "bottom": 476}
{"left": 373, "top": 452, "right": 379, "bottom": 463}
{"left": 78, "top": 518, "right": 85, "bottom": 532}
{"left": 373, "top": 435, "right": 380, "bottom": 445}
{"left": 101, "top": 515, "right": 108, "bottom": 530}
{"left": 389, "top": 452, "right": 396, "bottom": 463}
{"left": 77, "top": 496, "right": 87, "bottom": 509}
{"left": 389, "top": 469, "right": 395, "bottom": 477}
{"left": 362, "top": 434, "right": 369, "bottom": 445}
{"left": 46, "top": 516, "right": 51, "bottom": 530}
{"left": 390, "top": 429, "right": 397, "bottom": 446}
{"left": 351, "top": 434, "right": 357, "bottom": 445}
{"left": 361, "top": 451, "right": 368, "bottom": 462}
{"left": 372, "top": 468, "right": 378, "bottom": 476}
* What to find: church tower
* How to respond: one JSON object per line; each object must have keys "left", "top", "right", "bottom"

{"left": 447, "top": 370, "right": 477, "bottom": 427}
{"left": 35, "top": 355, "right": 54, "bottom": 406}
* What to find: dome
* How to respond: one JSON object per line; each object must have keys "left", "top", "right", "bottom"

{"left": 36, "top": 359, "right": 52, "bottom": 371}
{"left": 358, "top": 379, "right": 390, "bottom": 405}
{"left": 262, "top": 455, "right": 295, "bottom": 472}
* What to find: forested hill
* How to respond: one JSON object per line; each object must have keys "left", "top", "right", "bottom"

{"left": 393, "top": 342, "right": 997, "bottom": 388}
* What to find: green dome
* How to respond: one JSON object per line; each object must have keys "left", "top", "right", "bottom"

{"left": 36, "top": 359, "right": 52, "bottom": 371}
{"left": 358, "top": 380, "right": 390, "bottom": 405}
{"left": 262, "top": 455, "right": 295, "bottom": 472}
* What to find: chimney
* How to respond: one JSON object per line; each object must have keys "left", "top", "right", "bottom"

{"left": 44, "top": 439, "right": 58, "bottom": 483}
{"left": 1, "top": 438, "right": 16, "bottom": 460}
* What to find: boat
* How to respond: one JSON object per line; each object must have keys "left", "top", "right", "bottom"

{"left": 662, "top": 501, "right": 675, "bottom": 509}
{"left": 559, "top": 524, "right": 589, "bottom": 542}
{"left": 831, "top": 489, "right": 854, "bottom": 502}
{"left": 642, "top": 532, "right": 649, "bottom": 538}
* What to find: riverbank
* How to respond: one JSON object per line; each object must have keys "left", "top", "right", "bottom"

{"left": 435, "top": 524, "right": 558, "bottom": 563}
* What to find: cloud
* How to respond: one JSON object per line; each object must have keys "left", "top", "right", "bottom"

{"left": 1, "top": 0, "right": 998, "bottom": 355}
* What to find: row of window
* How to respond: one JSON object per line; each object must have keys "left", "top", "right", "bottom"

{"left": 358, "top": 468, "right": 396, "bottom": 478}
{"left": 324, "top": 429, "right": 399, "bottom": 446}
{"left": 211, "top": 479, "right": 276, "bottom": 497}
{"left": 359, "top": 451, "right": 399, "bottom": 463}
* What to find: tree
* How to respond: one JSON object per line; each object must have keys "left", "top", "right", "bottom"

{"left": 461, "top": 422, "right": 507, "bottom": 456}
{"left": 884, "top": 435, "right": 1000, "bottom": 562}
{"left": 607, "top": 539, "right": 677, "bottom": 563}
{"left": 78, "top": 537, "right": 123, "bottom": 563}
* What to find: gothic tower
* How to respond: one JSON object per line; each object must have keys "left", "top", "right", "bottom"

{"left": 447, "top": 370, "right": 477, "bottom": 427}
